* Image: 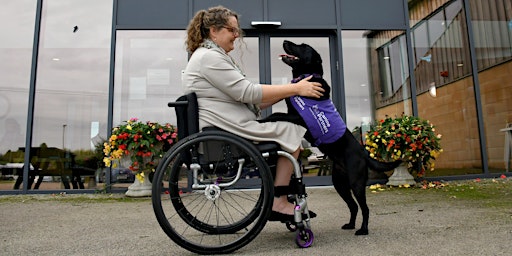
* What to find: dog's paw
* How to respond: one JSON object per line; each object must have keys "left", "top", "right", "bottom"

{"left": 341, "top": 223, "right": 355, "bottom": 230}
{"left": 355, "top": 229, "right": 368, "bottom": 236}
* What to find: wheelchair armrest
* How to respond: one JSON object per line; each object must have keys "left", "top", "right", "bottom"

{"left": 168, "top": 101, "right": 189, "bottom": 108}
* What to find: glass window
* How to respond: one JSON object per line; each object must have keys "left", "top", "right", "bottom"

{"left": 470, "top": 0, "right": 512, "bottom": 68}
{"left": 0, "top": 0, "right": 36, "bottom": 190}
{"left": 413, "top": 21, "right": 429, "bottom": 65}
{"left": 112, "top": 30, "right": 188, "bottom": 189}
{"left": 471, "top": 0, "right": 512, "bottom": 173}
{"left": 113, "top": 31, "right": 188, "bottom": 127}
{"left": 410, "top": 0, "right": 482, "bottom": 176}
{"left": 341, "top": 31, "right": 373, "bottom": 131}
{"left": 28, "top": 0, "right": 113, "bottom": 190}
{"left": 270, "top": 37, "right": 331, "bottom": 114}
{"left": 371, "top": 30, "right": 412, "bottom": 118}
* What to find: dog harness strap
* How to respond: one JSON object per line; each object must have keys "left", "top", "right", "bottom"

{"left": 291, "top": 73, "right": 322, "bottom": 83}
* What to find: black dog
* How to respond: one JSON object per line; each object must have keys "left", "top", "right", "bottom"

{"left": 260, "top": 40, "right": 401, "bottom": 235}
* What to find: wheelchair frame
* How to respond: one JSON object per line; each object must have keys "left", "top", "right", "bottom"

{"left": 151, "top": 93, "right": 314, "bottom": 254}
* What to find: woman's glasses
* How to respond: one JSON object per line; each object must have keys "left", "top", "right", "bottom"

{"left": 223, "top": 26, "right": 240, "bottom": 35}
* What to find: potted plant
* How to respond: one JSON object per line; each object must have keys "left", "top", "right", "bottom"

{"left": 365, "top": 115, "right": 443, "bottom": 186}
{"left": 103, "top": 117, "right": 178, "bottom": 196}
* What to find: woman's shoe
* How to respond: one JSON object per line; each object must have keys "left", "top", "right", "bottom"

{"left": 269, "top": 211, "right": 294, "bottom": 222}
{"left": 306, "top": 210, "right": 317, "bottom": 219}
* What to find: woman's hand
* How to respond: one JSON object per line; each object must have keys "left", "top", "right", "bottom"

{"left": 295, "top": 75, "right": 324, "bottom": 98}
{"left": 260, "top": 75, "right": 324, "bottom": 104}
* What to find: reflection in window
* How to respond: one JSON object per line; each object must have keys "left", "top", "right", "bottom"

{"left": 341, "top": 31, "right": 373, "bottom": 131}
{"left": 0, "top": 0, "right": 35, "bottom": 153}
{"left": 29, "top": 0, "right": 113, "bottom": 190}
{"left": 367, "top": 30, "right": 412, "bottom": 119}
{"left": 0, "top": 0, "right": 36, "bottom": 190}
{"left": 411, "top": 0, "right": 470, "bottom": 93}
{"left": 470, "top": 0, "right": 512, "bottom": 173}
{"left": 470, "top": 0, "right": 512, "bottom": 69}
{"left": 113, "top": 31, "right": 188, "bottom": 128}
{"left": 374, "top": 32, "right": 410, "bottom": 104}
{"left": 408, "top": 0, "right": 482, "bottom": 176}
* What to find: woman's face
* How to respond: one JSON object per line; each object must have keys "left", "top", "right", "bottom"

{"left": 211, "top": 16, "right": 240, "bottom": 53}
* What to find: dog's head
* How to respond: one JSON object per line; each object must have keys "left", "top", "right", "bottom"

{"left": 280, "top": 40, "right": 323, "bottom": 77}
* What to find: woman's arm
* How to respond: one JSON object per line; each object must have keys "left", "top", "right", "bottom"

{"left": 260, "top": 75, "right": 324, "bottom": 106}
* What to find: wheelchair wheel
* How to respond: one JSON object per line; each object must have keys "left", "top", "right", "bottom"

{"left": 152, "top": 130, "right": 274, "bottom": 255}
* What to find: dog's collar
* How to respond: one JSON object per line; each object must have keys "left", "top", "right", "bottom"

{"left": 291, "top": 73, "right": 322, "bottom": 83}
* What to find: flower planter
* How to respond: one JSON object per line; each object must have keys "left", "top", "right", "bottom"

{"left": 125, "top": 172, "right": 152, "bottom": 197}
{"left": 386, "top": 162, "right": 416, "bottom": 186}
{"left": 366, "top": 115, "right": 443, "bottom": 178}
{"left": 102, "top": 118, "right": 178, "bottom": 197}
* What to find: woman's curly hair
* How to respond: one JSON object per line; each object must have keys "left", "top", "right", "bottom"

{"left": 186, "top": 6, "right": 241, "bottom": 53}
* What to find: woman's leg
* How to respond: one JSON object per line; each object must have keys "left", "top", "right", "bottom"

{"left": 272, "top": 147, "right": 300, "bottom": 215}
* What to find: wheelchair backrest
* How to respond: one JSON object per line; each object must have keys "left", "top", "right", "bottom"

{"left": 168, "top": 93, "right": 199, "bottom": 139}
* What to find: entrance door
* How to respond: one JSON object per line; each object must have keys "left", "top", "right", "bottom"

{"left": 230, "top": 33, "right": 336, "bottom": 185}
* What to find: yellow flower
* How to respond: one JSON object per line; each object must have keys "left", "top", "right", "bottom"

{"left": 136, "top": 172, "right": 145, "bottom": 183}
{"left": 126, "top": 125, "right": 132, "bottom": 130}
{"left": 103, "top": 157, "right": 111, "bottom": 167}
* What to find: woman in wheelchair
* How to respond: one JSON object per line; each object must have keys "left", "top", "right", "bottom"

{"left": 182, "top": 6, "right": 324, "bottom": 221}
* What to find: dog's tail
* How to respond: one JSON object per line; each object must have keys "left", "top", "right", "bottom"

{"left": 364, "top": 154, "right": 402, "bottom": 172}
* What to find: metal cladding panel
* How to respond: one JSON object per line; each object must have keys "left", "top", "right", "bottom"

{"left": 267, "top": 0, "right": 337, "bottom": 29}
{"left": 116, "top": 0, "right": 407, "bottom": 30}
{"left": 192, "top": 0, "right": 264, "bottom": 28}
{"left": 339, "top": 0, "right": 407, "bottom": 29}
{"left": 116, "top": 0, "right": 189, "bottom": 28}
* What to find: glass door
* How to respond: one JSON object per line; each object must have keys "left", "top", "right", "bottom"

{"left": 231, "top": 33, "right": 336, "bottom": 184}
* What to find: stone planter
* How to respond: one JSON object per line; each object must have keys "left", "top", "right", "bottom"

{"left": 386, "top": 162, "right": 416, "bottom": 186}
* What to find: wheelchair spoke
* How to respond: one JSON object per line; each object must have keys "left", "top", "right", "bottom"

{"left": 152, "top": 130, "right": 273, "bottom": 254}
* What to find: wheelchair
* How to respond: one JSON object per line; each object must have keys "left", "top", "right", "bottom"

{"left": 151, "top": 93, "right": 315, "bottom": 254}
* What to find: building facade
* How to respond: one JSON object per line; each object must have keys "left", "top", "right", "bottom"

{"left": 0, "top": 0, "right": 511, "bottom": 193}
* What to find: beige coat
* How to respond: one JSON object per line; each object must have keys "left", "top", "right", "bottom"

{"left": 182, "top": 45, "right": 306, "bottom": 152}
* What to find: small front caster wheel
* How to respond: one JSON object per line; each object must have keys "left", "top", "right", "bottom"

{"left": 295, "top": 229, "right": 314, "bottom": 248}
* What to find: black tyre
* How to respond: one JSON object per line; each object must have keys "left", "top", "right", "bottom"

{"left": 152, "top": 130, "right": 273, "bottom": 254}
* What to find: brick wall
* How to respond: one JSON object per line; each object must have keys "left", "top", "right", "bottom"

{"left": 375, "top": 61, "right": 512, "bottom": 171}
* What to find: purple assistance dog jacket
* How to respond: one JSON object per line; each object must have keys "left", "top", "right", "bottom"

{"left": 290, "top": 74, "right": 346, "bottom": 146}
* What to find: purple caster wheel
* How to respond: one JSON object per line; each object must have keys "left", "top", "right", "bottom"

{"left": 295, "top": 229, "right": 314, "bottom": 248}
